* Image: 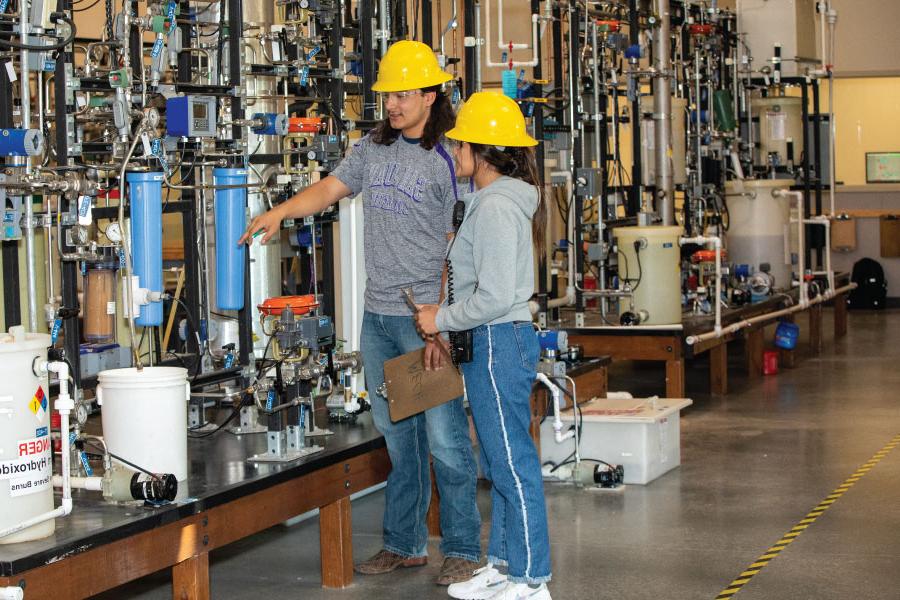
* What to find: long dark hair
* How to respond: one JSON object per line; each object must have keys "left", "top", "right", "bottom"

{"left": 370, "top": 85, "right": 455, "bottom": 150}
{"left": 469, "top": 143, "right": 547, "bottom": 258}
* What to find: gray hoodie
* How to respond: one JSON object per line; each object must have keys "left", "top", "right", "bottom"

{"left": 435, "top": 176, "right": 537, "bottom": 332}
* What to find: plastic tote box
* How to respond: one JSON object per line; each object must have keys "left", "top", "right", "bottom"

{"left": 540, "top": 397, "right": 693, "bottom": 485}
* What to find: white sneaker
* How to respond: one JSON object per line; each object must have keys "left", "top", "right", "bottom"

{"left": 447, "top": 564, "right": 508, "bottom": 599}
{"left": 487, "top": 582, "right": 551, "bottom": 600}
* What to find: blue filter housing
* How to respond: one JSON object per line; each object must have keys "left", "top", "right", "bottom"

{"left": 213, "top": 168, "right": 247, "bottom": 310}
{"left": 127, "top": 172, "right": 164, "bottom": 326}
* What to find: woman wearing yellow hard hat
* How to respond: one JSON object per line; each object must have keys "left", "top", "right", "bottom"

{"left": 240, "top": 40, "right": 482, "bottom": 585}
{"left": 414, "top": 92, "right": 553, "bottom": 600}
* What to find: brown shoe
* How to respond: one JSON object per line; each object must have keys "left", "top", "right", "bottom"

{"left": 354, "top": 549, "right": 428, "bottom": 575}
{"left": 436, "top": 556, "right": 483, "bottom": 586}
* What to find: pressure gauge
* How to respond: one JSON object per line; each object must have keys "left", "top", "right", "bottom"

{"left": 69, "top": 225, "right": 89, "bottom": 247}
{"left": 75, "top": 402, "right": 89, "bottom": 427}
{"left": 105, "top": 222, "right": 122, "bottom": 243}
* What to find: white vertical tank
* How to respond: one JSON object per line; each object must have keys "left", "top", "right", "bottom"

{"left": 725, "top": 179, "right": 794, "bottom": 290}
{"left": 0, "top": 327, "right": 55, "bottom": 544}
{"left": 614, "top": 226, "right": 683, "bottom": 325}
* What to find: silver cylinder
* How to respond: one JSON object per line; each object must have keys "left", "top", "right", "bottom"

{"left": 653, "top": 0, "right": 674, "bottom": 226}
{"left": 242, "top": 2, "right": 283, "bottom": 354}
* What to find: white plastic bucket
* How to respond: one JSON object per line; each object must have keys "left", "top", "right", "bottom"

{"left": 0, "top": 328, "right": 54, "bottom": 544}
{"left": 97, "top": 367, "right": 190, "bottom": 481}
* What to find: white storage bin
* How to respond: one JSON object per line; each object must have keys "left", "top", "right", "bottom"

{"left": 540, "top": 397, "right": 692, "bottom": 485}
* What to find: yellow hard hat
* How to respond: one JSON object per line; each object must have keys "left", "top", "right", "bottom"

{"left": 446, "top": 92, "right": 538, "bottom": 147}
{"left": 371, "top": 40, "right": 453, "bottom": 92}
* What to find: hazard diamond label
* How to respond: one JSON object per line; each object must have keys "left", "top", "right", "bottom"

{"left": 28, "top": 386, "right": 47, "bottom": 421}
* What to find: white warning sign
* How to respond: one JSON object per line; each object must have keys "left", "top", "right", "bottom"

{"left": 1, "top": 435, "right": 52, "bottom": 497}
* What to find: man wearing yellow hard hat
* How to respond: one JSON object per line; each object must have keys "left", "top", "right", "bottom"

{"left": 239, "top": 40, "right": 481, "bottom": 585}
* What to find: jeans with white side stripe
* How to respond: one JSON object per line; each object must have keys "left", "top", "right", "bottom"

{"left": 462, "top": 321, "right": 552, "bottom": 584}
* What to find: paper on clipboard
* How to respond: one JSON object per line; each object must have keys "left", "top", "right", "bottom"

{"left": 384, "top": 347, "right": 464, "bottom": 422}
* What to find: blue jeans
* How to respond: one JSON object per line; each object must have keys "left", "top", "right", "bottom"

{"left": 361, "top": 311, "right": 481, "bottom": 561}
{"left": 462, "top": 322, "right": 551, "bottom": 584}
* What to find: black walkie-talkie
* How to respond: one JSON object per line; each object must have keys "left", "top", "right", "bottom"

{"left": 452, "top": 200, "right": 466, "bottom": 230}
{"left": 446, "top": 200, "right": 473, "bottom": 365}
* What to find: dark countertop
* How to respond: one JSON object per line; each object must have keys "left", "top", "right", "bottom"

{"left": 0, "top": 413, "right": 385, "bottom": 577}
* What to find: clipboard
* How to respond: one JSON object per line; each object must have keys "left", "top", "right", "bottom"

{"left": 384, "top": 348, "right": 465, "bottom": 422}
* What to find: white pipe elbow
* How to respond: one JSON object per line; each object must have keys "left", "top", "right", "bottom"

{"left": 0, "top": 586, "right": 24, "bottom": 600}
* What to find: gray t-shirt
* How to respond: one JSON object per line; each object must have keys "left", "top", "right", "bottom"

{"left": 331, "top": 134, "right": 457, "bottom": 315}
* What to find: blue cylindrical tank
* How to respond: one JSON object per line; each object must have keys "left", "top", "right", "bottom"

{"left": 213, "top": 168, "right": 247, "bottom": 310}
{"left": 127, "top": 172, "right": 164, "bottom": 326}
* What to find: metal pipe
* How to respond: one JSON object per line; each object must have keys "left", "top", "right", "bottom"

{"left": 378, "top": 0, "right": 389, "bottom": 55}
{"left": 118, "top": 129, "right": 148, "bottom": 371}
{"left": 591, "top": 23, "right": 602, "bottom": 174}
{"left": 653, "top": 0, "right": 674, "bottom": 225}
{"left": 20, "top": 0, "right": 38, "bottom": 332}
{"left": 474, "top": 0, "right": 482, "bottom": 91}
{"left": 694, "top": 48, "right": 703, "bottom": 194}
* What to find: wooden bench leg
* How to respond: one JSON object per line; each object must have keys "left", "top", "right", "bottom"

{"left": 834, "top": 293, "right": 848, "bottom": 338}
{"left": 809, "top": 304, "right": 823, "bottom": 355}
{"left": 709, "top": 343, "right": 728, "bottom": 395}
{"left": 666, "top": 359, "right": 685, "bottom": 398}
{"left": 320, "top": 496, "right": 353, "bottom": 588}
{"left": 427, "top": 463, "right": 441, "bottom": 537}
{"left": 746, "top": 327, "right": 764, "bottom": 377}
{"left": 172, "top": 553, "right": 210, "bottom": 600}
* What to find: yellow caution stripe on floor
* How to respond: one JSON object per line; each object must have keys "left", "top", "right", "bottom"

{"left": 714, "top": 433, "right": 900, "bottom": 599}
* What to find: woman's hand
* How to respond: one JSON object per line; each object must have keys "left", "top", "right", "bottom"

{"left": 238, "top": 206, "right": 284, "bottom": 245}
{"left": 423, "top": 335, "right": 450, "bottom": 370}
{"left": 414, "top": 304, "right": 440, "bottom": 337}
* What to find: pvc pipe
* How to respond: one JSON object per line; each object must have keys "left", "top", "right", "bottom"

{"left": 681, "top": 235, "right": 723, "bottom": 335}
{"left": 0, "top": 362, "right": 74, "bottom": 540}
{"left": 686, "top": 283, "right": 854, "bottom": 345}
{"left": 775, "top": 190, "right": 808, "bottom": 306}
{"left": 564, "top": 375, "right": 580, "bottom": 470}
{"left": 535, "top": 372, "right": 573, "bottom": 444}
{"left": 0, "top": 587, "right": 23, "bottom": 600}
{"left": 53, "top": 475, "right": 103, "bottom": 492}
{"left": 483, "top": 0, "right": 539, "bottom": 67}
{"left": 534, "top": 171, "right": 576, "bottom": 312}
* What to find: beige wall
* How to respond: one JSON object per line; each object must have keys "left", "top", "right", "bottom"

{"left": 831, "top": 0, "right": 900, "bottom": 77}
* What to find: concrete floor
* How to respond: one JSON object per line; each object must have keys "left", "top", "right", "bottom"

{"left": 95, "top": 309, "right": 900, "bottom": 600}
